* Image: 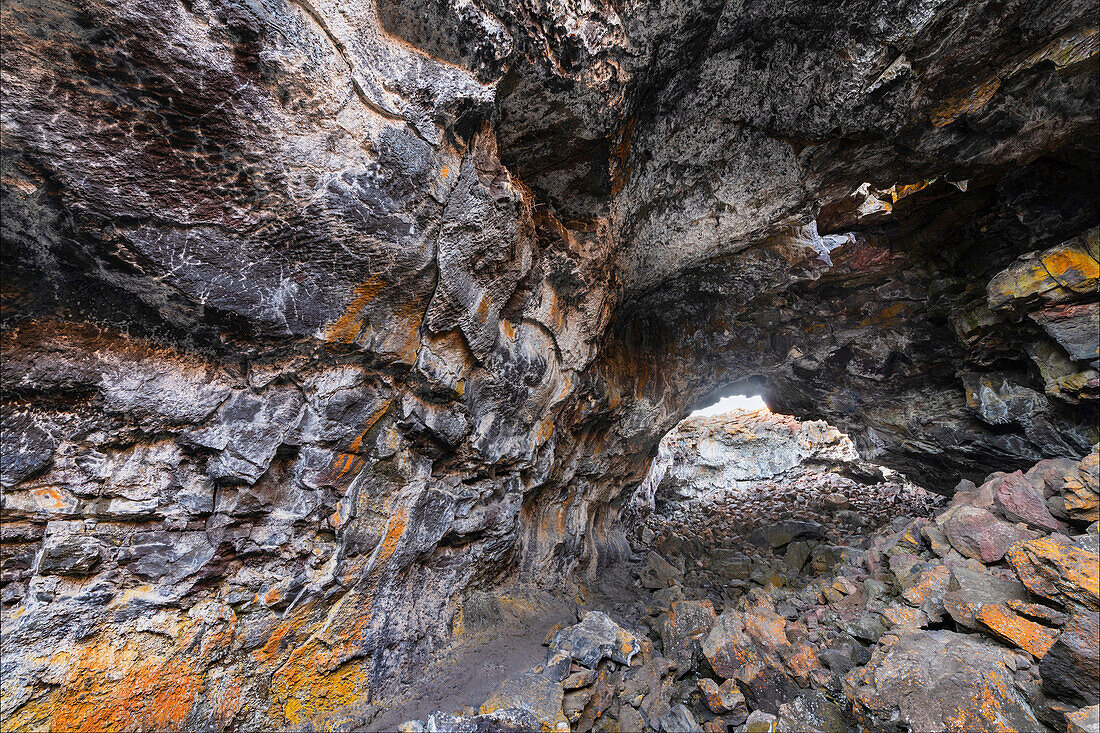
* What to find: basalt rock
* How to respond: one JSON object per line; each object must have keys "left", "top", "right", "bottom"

{"left": 1, "top": 0, "right": 1098, "bottom": 728}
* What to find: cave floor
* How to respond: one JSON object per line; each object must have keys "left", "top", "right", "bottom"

{"left": 374, "top": 466, "right": 945, "bottom": 730}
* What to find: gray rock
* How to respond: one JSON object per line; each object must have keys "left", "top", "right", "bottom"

{"left": 1040, "top": 611, "right": 1100, "bottom": 707}
{"left": 550, "top": 611, "right": 641, "bottom": 669}
{"left": 943, "top": 566, "right": 1030, "bottom": 630}
{"left": 845, "top": 631, "right": 1045, "bottom": 733}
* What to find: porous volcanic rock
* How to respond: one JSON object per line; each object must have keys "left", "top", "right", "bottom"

{"left": 1, "top": 0, "right": 1098, "bottom": 728}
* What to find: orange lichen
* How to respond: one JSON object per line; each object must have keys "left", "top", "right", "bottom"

{"left": 977, "top": 603, "right": 1058, "bottom": 658}
{"left": 272, "top": 654, "right": 371, "bottom": 730}
{"left": 859, "top": 301, "right": 913, "bottom": 329}
{"left": 38, "top": 639, "right": 202, "bottom": 732}
{"left": 324, "top": 276, "right": 386, "bottom": 344}
{"left": 901, "top": 564, "right": 950, "bottom": 606}
{"left": 780, "top": 642, "right": 820, "bottom": 683}
{"left": 1007, "top": 537, "right": 1100, "bottom": 609}
{"left": 252, "top": 601, "right": 317, "bottom": 666}
{"left": 376, "top": 509, "right": 409, "bottom": 566}
{"left": 930, "top": 77, "right": 1002, "bottom": 127}
{"left": 30, "top": 487, "right": 71, "bottom": 513}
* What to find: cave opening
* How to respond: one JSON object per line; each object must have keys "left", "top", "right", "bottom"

{"left": 689, "top": 393, "right": 769, "bottom": 418}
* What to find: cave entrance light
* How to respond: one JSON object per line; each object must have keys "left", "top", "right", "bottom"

{"left": 689, "top": 393, "right": 767, "bottom": 418}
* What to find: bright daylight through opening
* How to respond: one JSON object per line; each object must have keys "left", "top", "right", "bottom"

{"left": 690, "top": 394, "right": 768, "bottom": 418}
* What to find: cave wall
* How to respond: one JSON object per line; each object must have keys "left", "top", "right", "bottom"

{"left": 1, "top": 0, "right": 1097, "bottom": 728}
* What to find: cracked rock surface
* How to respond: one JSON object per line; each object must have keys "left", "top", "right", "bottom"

{"left": 1, "top": 0, "right": 1098, "bottom": 728}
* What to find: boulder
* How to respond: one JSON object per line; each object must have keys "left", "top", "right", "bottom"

{"left": 1063, "top": 450, "right": 1100, "bottom": 523}
{"left": 936, "top": 505, "right": 1036, "bottom": 563}
{"left": 944, "top": 566, "right": 1030, "bottom": 630}
{"left": 844, "top": 631, "right": 1045, "bottom": 732}
{"left": 744, "top": 710, "right": 778, "bottom": 733}
{"left": 1040, "top": 611, "right": 1100, "bottom": 707}
{"left": 1007, "top": 536, "right": 1100, "bottom": 610}
{"left": 640, "top": 551, "right": 683, "bottom": 589}
{"left": 660, "top": 600, "right": 717, "bottom": 677}
{"left": 562, "top": 669, "right": 596, "bottom": 690}
{"left": 993, "top": 471, "right": 1065, "bottom": 532}
{"left": 776, "top": 690, "right": 848, "bottom": 733}
{"left": 701, "top": 609, "right": 800, "bottom": 713}
{"left": 697, "top": 678, "right": 746, "bottom": 719}
{"left": 550, "top": 611, "right": 641, "bottom": 668}
{"left": 479, "top": 670, "right": 568, "bottom": 732}
{"left": 1067, "top": 706, "right": 1100, "bottom": 733}
{"left": 976, "top": 603, "right": 1058, "bottom": 658}
{"left": 621, "top": 657, "right": 677, "bottom": 729}
{"left": 747, "top": 520, "right": 827, "bottom": 550}
{"left": 657, "top": 703, "right": 703, "bottom": 733}
{"left": 900, "top": 563, "right": 950, "bottom": 623}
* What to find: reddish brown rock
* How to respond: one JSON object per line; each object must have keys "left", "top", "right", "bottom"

{"left": 936, "top": 505, "right": 1036, "bottom": 563}
{"left": 993, "top": 471, "right": 1065, "bottom": 532}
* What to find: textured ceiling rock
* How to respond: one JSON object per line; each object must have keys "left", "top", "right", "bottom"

{"left": 1, "top": 0, "right": 1098, "bottom": 728}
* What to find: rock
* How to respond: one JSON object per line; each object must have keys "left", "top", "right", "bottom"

{"left": 920, "top": 524, "right": 953, "bottom": 557}
{"left": 747, "top": 521, "right": 826, "bottom": 550}
{"left": 1063, "top": 451, "right": 1100, "bottom": 523}
{"left": 744, "top": 710, "right": 778, "bottom": 733}
{"left": 1040, "top": 611, "right": 1100, "bottom": 707}
{"left": 661, "top": 600, "right": 717, "bottom": 677}
{"left": 562, "top": 687, "right": 593, "bottom": 725}
{"left": 550, "top": 612, "right": 641, "bottom": 669}
{"left": 1067, "top": 706, "right": 1100, "bottom": 733}
{"left": 641, "top": 551, "right": 683, "bottom": 590}
{"left": 817, "top": 648, "right": 857, "bottom": 674}
{"left": 993, "top": 471, "right": 1066, "bottom": 532}
{"left": 698, "top": 678, "right": 747, "bottom": 718}
{"left": 658, "top": 703, "right": 703, "bottom": 733}
{"left": 703, "top": 717, "right": 727, "bottom": 733}
{"left": 562, "top": 669, "right": 597, "bottom": 690}
{"left": 1007, "top": 536, "right": 1100, "bottom": 610}
{"left": 840, "top": 614, "right": 885, "bottom": 643}
{"left": 976, "top": 603, "right": 1058, "bottom": 658}
{"left": 823, "top": 493, "right": 850, "bottom": 511}
{"left": 422, "top": 709, "right": 544, "bottom": 733}
{"left": 36, "top": 531, "right": 101, "bottom": 576}
{"left": 2, "top": 0, "right": 1099, "bottom": 722}
{"left": 621, "top": 657, "right": 677, "bottom": 728}
{"left": 845, "top": 631, "right": 1045, "bottom": 733}
{"left": 776, "top": 690, "right": 847, "bottom": 733}
{"left": 944, "top": 566, "right": 1031, "bottom": 630}
{"left": 901, "top": 564, "right": 950, "bottom": 623}
{"left": 783, "top": 542, "right": 813, "bottom": 573}
{"left": 542, "top": 652, "right": 572, "bottom": 683}
{"left": 1006, "top": 598, "right": 1069, "bottom": 626}
{"left": 479, "top": 671, "right": 568, "bottom": 732}
{"left": 881, "top": 603, "right": 928, "bottom": 632}
{"left": 702, "top": 608, "right": 800, "bottom": 713}
{"left": 1031, "top": 303, "right": 1100, "bottom": 363}
{"left": 937, "top": 504, "right": 1038, "bottom": 563}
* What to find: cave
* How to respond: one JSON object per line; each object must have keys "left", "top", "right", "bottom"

{"left": 1, "top": 0, "right": 1098, "bottom": 730}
